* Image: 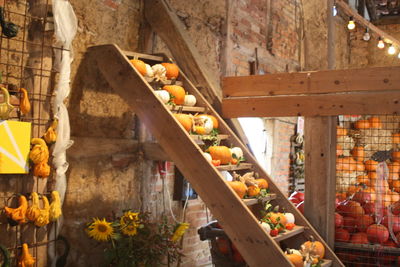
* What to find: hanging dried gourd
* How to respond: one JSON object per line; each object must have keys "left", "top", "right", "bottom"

{"left": 0, "top": 86, "right": 14, "bottom": 120}
{"left": 29, "top": 138, "right": 49, "bottom": 164}
{"left": 44, "top": 120, "right": 57, "bottom": 144}
{"left": 18, "top": 243, "right": 35, "bottom": 267}
{"left": 49, "top": 191, "right": 62, "bottom": 221}
{"left": 26, "top": 192, "right": 40, "bottom": 222}
{"left": 34, "top": 196, "right": 50, "bottom": 227}
{"left": 19, "top": 88, "right": 30, "bottom": 115}
{"left": 4, "top": 195, "right": 28, "bottom": 225}
{"left": 33, "top": 161, "right": 50, "bottom": 178}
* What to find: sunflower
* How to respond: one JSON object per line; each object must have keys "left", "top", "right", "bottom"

{"left": 120, "top": 211, "right": 140, "bottom": 236}
{"left": 87, "top": 218, "right": 114, "bottom": 241}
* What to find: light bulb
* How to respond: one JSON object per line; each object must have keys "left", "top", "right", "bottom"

{"left": 377, "top": 38, "right": 385, "bottom": 49}
{"left": 347, "top": 17, "right": 356, "bottom": 30}
{"left": 332, "top": 5, "right": 338, "bottom": 16}
{"left": 363, "top": 29, "right": 370, "bottom": 41}
{"left": 398, "top": 52, "right": 400, "bottom": 59}
{"left": 388, "top": 45, "right": 396, "bottom": 55}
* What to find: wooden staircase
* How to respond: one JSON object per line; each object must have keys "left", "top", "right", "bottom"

{"left": 89, "top": 44, "right": 344, "bottom": 267}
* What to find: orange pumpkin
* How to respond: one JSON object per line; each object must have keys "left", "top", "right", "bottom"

{"left": 285, "top": 252, "right": 303, "bottom": 267}
{"left": 195, "top": 114, "right": 219, "bottom": 129}
{"left": 392, "top": 133, "right": 400, "bottom": 144}
{"left": 173, "top": 114, "right": 192, "bottom": 132}
{"left": 228, "top": 181, "right": 247, "bottom": 199}
{"left": 365, "top": 160, "right": 378, "bottom": 172}
{"left": 392, "top": 180, "right": 400, "bottom": 193}
{"left": 130, "top": 59, "right": 147, "bottom": 75}
{"left": 357, "top": 175, "right": 370, "bottom": 186}
{"left": 247, "top": 185, "right": 260, "bottom": 197}
{"left": 368, "top": 171, "right": 377, "bottom": 180}
{"left": 336, "top": 145, "right": 344, "bottom": 156}
{"left": 303, "top": 239, "right": 325, "bottom": 259}
{"left": 389, "top": 162, "right": 400, "bottom": 173}
{"left": 388, "top": 190, "right": 400, "bottom": 203}
{"left": 163, "top": 85, "right": 185, "bottom": 105}
{"left": 255, "top": 179, "right": 268, "bottom": 189}
{"left": 209, "top": 146, "right": 232, "bottom": 165}
{"left": 161, "top": 63, "right": 179, "bottom": 79}
{"left": 347, "top": 185, "right": 362, "bottom": 197}
{"left": 351, "top": 146, "right": 365, "bottom": 162}
{"left": 266, "top": 211, "right": 287, "bottom": 226}
{"left": 392, "top": 151, "right": 400, "bottom": 163}
{"left": 337, "top": 157, "right": 356, "bottom": 172}
{"left": 355, "top": 120, "right": 370, "bottom": 129}
{"left": 337, "top": 126, "right": 347, "bottom": 136}
{"left": 368, "top": 117, "right": 382, "bottom": 128}
{"left": 355, "top": 161, "right": 365, "bottom": 172}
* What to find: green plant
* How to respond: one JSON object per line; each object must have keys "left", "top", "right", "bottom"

{"left": 87, "top": 211, "right": 186, "bottom": 267}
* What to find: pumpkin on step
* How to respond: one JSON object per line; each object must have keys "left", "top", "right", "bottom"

{"left": 285, "top": 249, "right": 303, "bottom": 267}
{"left": 184, "top": 94, "right": 196, "bottom": 106}
{"left": 193, "top": 115, "right": 213, "bottom": 135}
{"left": 129, "top": 59, "right": 147, "bottom": 76}
{"left": 265, "top": 207, "right": 287, "bottom": 226}
{"left": 161, "top": 63, "right": 179, "bottom": 79}
{"left": 163, "top": 85, "right": 185, "bottom": 105}
{"left": 227, "top": 181, "right": 247, "bottom": 199}
{"left": 173, "top": 114, "right": 192, "bottom": 132}
{"left": 154, "top": 90, "right": 170, "bottom": 104}
{"left": 208, "top": 146, "right": 232, "bottom": 165}
{"left": 247, "top": 185, "right": 260, "bottom": 197}
{"left": 301, "top": 236, "right": 325, "bottom": 259}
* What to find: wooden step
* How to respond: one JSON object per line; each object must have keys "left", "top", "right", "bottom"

{"left": 190, "top": 134, "right": 229, "bottom": 142}
{"left": 273, "top": 226, "right": 305, "bottom": 242}
{"left": 168, "top": 105, "right": 205, "bottom": 113}
{"left": 216, "top": 163, "right": 253, "bottom": 171}
{"left": 123, "top": 50, "right": 163, "bottom": 62}
{"left": 243, "top": 193, "right": 276, "bottom": 206}
{"left": 145, "top": 77, "right": 183, "bottom": 86}
{"left": 321, "top": 259, "right": 332, "bottom": 267}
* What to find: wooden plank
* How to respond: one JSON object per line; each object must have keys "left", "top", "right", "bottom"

{"left": 190, "top": 134, "right": 229, "bottom": 142}
{"left": 123, "top": 50, "right": 163, "bottom": 62}
{"left": 142, "top": 142, "right": 171, "bottom": 161}
{"left": 90, "top": 44, "right": 294, "bottom": 267}
{"left": 273, "top": 226, "right": 305, "bottom": 242}
{"left": 321, "top": 260, "right": 332, "bottom": 267}
{"left": 222, "top": 66, "right": 400, "bottom": 97}
{"left": 304, "top": 117, "right": 336, "bottom": 248}
{"left": 216, "top": 163, "right": 253, "bottom": 172}
{"left": 335, "top": 242, "right": 400, "bottom": 253}
{"left": 243, "top": 194, "right": 276, "bottom": 206}
{"left": 144, "top": 0, "right": 222, "bottom": 109}
{"left": 168, "top": 105, "right": 205, "bottom": 113}
{"left": 222, "top": 91, "right": 400, "bottom": 117}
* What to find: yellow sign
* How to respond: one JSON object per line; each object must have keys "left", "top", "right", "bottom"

{"left": 0, "top": 120, "right": 31, "bottom": 173}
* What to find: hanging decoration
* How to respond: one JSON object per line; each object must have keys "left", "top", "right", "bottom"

{"left": 47, "top": 0, "right": 77, "bottom": 265}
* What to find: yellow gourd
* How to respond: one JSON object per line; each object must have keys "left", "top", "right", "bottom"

{"left": 26, "top": 192, "right": 40, "bottom": 221}
{"left": 49, "top": 191, "right": 62, "bottom": 221}
{"left": 33, "top": 161, "right": 50, "bottom": 178}
{"left": 44, "top": 120, "right": 57, "bottom": 144}
{"left": 34, "top": 196, "right": 50, "bottom": 227}
{"left": 29, "top": 138, "right": 49, "bottom": 164}
{"left": 19, "top": 88, "right": 31, "bottom": 115}
{"left": 4, "top": 195, "right": 28, "bottom": 224}
{"left": 18, "top": 243, "right": 35, "bottom": 267}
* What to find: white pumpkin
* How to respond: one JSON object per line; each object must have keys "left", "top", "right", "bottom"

{"left": 203, "top": 152, "right": 212, "bottom": 163}
{"left": 284, "top": 249, "right": 302, "bottom": 257}
{"left": 284, "top": 212, "right": 295, "bottom": 224}
{"left": 145, "top": 64, "right": 154, "bottom": 78}
{"left": 260, "top": 222, "right": 271, "bottom": 234}
{"left": 194, "top": 116, "right": 213, "bottom": 135}
{"left": 151, "top": 64, "right": 167, "bottom": 82}
{"left": 184, "top": 95, "right": 197, "bottom": 106}
{"left": 154, "top": 90, "right": 170, "bottom": 104}
{"left": 230, "top": 147, "right": 243, "bottom": 159}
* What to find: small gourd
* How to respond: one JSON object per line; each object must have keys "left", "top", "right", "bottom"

{"left": 29, "top": 138, "right": 49, "bottom": 164}
{"left": 34, "top": 196, "right": 50, "bottom": 227}
{"left": 49, "top": 191, "right": 62, "bottom": 221}
{"left": 26, "top": 192, "right": 40, "bottom": 221}
{"left": 18, "top": 243, "right": 35, "bottom": 267}
{"left": 145, "top": 64, "right": 154, "bottom": 78}
{"left": 230, "top": 147, "right": 243, "bottom": 159}
{"left": 4, "top": 195, "right": 28, "bottom": 224}
{"left": 0, "top": 87, "right": 14, "bottom": 120}
{"left": 129, "top": 59, "right": 147, "bottom": 76}
{"left": 260, "top": 222, "right": 271, "bottom": 234}
{"left": 184, "top": 94, "right": 196, "bottom": 107}
{"left": 151, "top": 64, "right": 167, "bottom": 82}
{"left": 173, "top": 114, "right": 193, "bottom": 132}
{"left": 154, "top": 90, "right": 170, "bottom": 104}
{"left": 284, "top": 212, "right": 295, "bottom": 224}
{"left": 19, "top": 88, "right": 31, "bottom": 115}
{"left": 247, "top": 185, "right": 260, "bottom": 197}
{"left": 161, "top": 62, "right": 179, "bottom": 79}
{"left": 209, "top": 146, "right": 232, "bottom": 165}
{"left": 33, "top": 161, "right": 50, "bottom": 178}
{"left": 44, "top": 120, "right": 57, "bottom": 144}
{"left": 203, "top": 152, "right": 212, "bottom": 163}
{"left": 163, "top": 85, "right": 185, "bottom": 105}
{"left": 193, "top": 115, "right": 213, "bottom": 135}
{"left": 285, "top": 248, "right": 303, "bottom": 267}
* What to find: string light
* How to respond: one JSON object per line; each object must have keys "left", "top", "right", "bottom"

{"left": 332, "top": 4, "right": 338, "bottom": 16}
{"left": 363, "top": 28, "right": 370, "bottom": 41}
{"left": 347, "top": 16, "right": 356, "bottom": 30}
{"left": 377, "top": 37, "right": 385, "bottom": 49}
{"left": 388, "top": 45, "right": 396, "bottom": 55}
{"left": 398, "top": 52, "right": 400, "bottom": 59}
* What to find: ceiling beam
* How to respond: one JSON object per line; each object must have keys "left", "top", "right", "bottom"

{"left": 365, "top": 0, "right": 378, "bottom": 22}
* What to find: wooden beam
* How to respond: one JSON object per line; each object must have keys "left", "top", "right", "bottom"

{"left": 304, "top": 117, "right": 336, "bottom": 248}
{"left": 336, "top": 0, "right": 400, "bottom": 47}
{"left": 144, "top": 0, "right": 222, "bottom": 109}
{"left": 365, "top": 0, "right": 378, "bottom": 22}
{"left": 222, "top": 91, "right": 400, "bottom": 117}
{"left": 223, "top": 66, "right": 400, "bottom": 97}
{"left": 374, "top": 15, "right": 400, "bottom": 25}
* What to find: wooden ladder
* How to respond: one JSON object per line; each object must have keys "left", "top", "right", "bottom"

{"left": 89, "top": 44, "right": 344, "bottom": 267}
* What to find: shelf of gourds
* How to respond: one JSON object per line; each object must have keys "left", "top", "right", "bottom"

{"left": 129, "top": 58, "right": 331, "bottom": 267}
{"left": 334, "top": 116, "right": 400, "bottom": 266}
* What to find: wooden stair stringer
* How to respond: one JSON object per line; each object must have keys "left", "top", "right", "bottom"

{"left": 90, "top": 44, "right": 294, "bottom": 267}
